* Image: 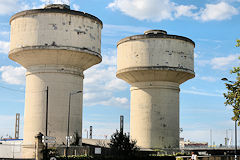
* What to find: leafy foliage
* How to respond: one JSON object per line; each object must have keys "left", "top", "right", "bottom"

{"left": 109, "top": 130, "right": 139, "bottom": 156}
{"left": 236, "top": 39, "right": 240, "bottom": 47}
{"left": 223, "top": 58, "right": 240, "bottom": 124}
{"left": 41, "top": 147, "right": 59, "bottom": 159}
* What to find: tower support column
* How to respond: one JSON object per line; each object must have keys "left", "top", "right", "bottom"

{"left": 130, "top": 81, "right": 180, "bottom": 149}
{"left": 23, "top": 65, "right": 83, "bottom": 158}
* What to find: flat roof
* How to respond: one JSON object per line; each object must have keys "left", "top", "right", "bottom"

{"left": 117, "top": 30, "right": 195, "bottom": 46}
{"left": 10, "top": 5, "right": 103, "bottom": 27}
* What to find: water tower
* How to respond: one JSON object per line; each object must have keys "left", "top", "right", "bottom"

{"left": 116, "top": 30, "right": 195, "bottom": 149}
{"left": 9, "top": 4, "right": 102, "bottom": 158}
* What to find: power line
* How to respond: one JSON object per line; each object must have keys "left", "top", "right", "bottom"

{"left": 0, "top": 84, "right": 47, "bottom": 94}
{"left": 0, "top": 85, "right": 24, "bottom": 93}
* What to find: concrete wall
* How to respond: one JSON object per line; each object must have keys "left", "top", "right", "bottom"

{"left": 0, "top": 140, "right": 22, "bottom": 158}
{"left": 130, "top": 81, "right": 180, "bottom": 149}
{"left": 117, "top": 38, "right": 194, "bottom": 72}
{"left": 9, "top": 8, "right": 102, "bottom": 69}
{"left": 117, "top": 32, "right": 195, "bottom": 84}
{"left": 24, "top": 66, "right": 83, "bottom": 144}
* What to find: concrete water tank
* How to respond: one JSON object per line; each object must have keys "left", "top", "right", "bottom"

{"left": 116, "top": 30, "right": 195, "bottom": 149}
{"left": 9, "top": 4, "right": 102, "bottom": 158}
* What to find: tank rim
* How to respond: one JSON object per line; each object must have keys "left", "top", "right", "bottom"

{"left": 116, "top": 66, "right": 195, "bottom": 75}
{"left": 117, "top": 32, "right": 195, "bottom": 47}
{"left": 10, "top": 7, "right": 103, "bottom": 27}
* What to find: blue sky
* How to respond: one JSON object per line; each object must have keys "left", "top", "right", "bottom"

{"left": 0, "top": 0, "right": 240, "bottom": 146}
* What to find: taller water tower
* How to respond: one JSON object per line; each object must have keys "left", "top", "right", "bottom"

{"left": 9, "top": 4, "right": 102, "bottom": 158}
{"left": 116, "top": 30, "right": 195, "bottom": 149}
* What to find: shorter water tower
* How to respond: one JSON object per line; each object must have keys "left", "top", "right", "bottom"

{"left": 116, "top": 30, "right": 195, "bottom": 149}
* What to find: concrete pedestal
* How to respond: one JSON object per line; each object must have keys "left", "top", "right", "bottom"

{"left": 130, "top": 81, "right": 179, "bottom": 149}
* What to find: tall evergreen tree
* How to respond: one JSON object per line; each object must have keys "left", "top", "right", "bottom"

{"left": 109, "top": 130, "right": 139, "bottom": 156}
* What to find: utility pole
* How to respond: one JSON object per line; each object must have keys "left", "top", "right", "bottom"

{"left": 66, "top": 90, "right": 82, "bottom": 159}
{"left": 235, "top": 120, "right": 237, "bottom": 160}
{"left": 45, "top": 86, "right": 49, "bottom": 159}
{"left": 210, "top": 129, "right": 212, "bottom": 148}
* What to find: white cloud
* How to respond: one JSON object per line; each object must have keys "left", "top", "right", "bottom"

{"left": 0, "top": 66, "right": 26, "bottom": 85}
{"left": 105, "top": 79, "right": 127, "bottom": 91}
{"left": 194, "top": 53, "right": 199, "bottom": 58}
{"left": 0, "top": 0, "right": 19, "bottom": 15}
{"left": 195, "top": 2, "right": 239, "bottom": 21}
{"left": 83, "top": 65, "right": 129, "bottom": 107}
{"left": 0, "top": 31, "right": 9, "bottom": 36}
{"left": 72, "top": 4, "right": 80, "bottom": 11}
{"left": 175, "top": 5, "right": 197, "bottom": 18}
{"left": 102, "top": 54, "right": 117, "bottom": 66}
{"left": 210, "top": 54, "right": 240, "bottom": 70}
{"left": 102, "top": 24, "right": 148, "bottom": 45}
{"left": 108, "top": 0, "right": 176, "bottom": 21}
{"left": 40, "top": 0, "right": 70, "bottom": 5}
{"left": 99, "top": 97, "right": 129, "bottom": 107}
{"left": 103, "top": 24, "right": 148, "bottom": 36}
{"left": 196, "top": 59, "right": 210, "bottom": 67}
{"left": 0, "top": 0, "right": 29, "bottom": 15}
{"left": 200, "top": 76, "right": 217, "bottom": 82}
{"left": 0, "top": 41, "right": 9, "bottom": 54}
{"left": 83, "top": 93, "right": 128, "bottom": 108}
{"left": 83, "top": 49, "right": 129, "bottom": 108}
{"left": 182, "top": 89, "right": 222, "bottom": 97}
{"left": 196, "top": 54, "right": 240, "bottom": 70}
{"left": 107, "top": 0, "right": 239, "bottom": 22}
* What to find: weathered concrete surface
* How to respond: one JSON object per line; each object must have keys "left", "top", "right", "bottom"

{"left": 116, "top": 30, "right": 195, "bottom": 149}
{"left": 9, "top": 4, "right": 102, "bottom": 158}
{"left": 130, "top": 81, "right": 180, "bottom": 148}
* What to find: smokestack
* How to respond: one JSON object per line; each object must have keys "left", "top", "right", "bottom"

{"left": 15, "top": 113, "right": 20, "bottom": 139}
{"left": 90, "top": 126, "right": 92, "bottom": 139}
{"left": 120, "top": 115, "right": 124, "bottom": 133}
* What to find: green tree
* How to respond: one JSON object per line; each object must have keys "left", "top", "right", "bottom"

{"left": 236, "top": 39, "right": 240, "bottom": 47}
{"left": 223, "top": 66, "right": 240, "bottom": 123}
{"left": 223, "top": 41, "right": 240, "bottom": 123}
{"left": 109, "top": 130, "right": 139, "bottom": 156}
